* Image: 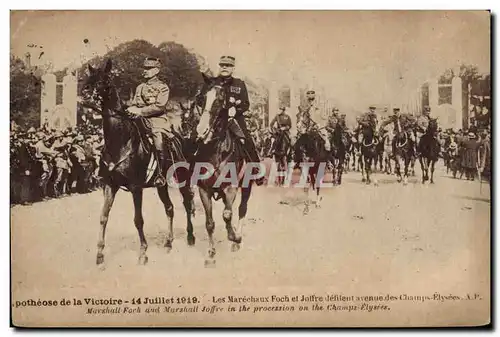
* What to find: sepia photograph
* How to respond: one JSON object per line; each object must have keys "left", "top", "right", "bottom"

{"left": 9, "top": 10, "right": 491, "bottom": 327}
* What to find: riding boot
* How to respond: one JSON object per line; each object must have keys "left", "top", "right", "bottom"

{"left": 154, "top": 150, "right": 167, "bottom": 187}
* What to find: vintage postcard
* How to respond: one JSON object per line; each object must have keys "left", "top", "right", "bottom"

{"left": 10, "top": 10, "right": 491, "bottom": 327}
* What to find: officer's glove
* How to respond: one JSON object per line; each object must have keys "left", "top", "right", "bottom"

{"left": 228, "top": 107, "right": 237, "bottom": 118}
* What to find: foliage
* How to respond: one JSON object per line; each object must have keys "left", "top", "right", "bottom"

{"left": 10, "top": 55, "right": 42, "bottom": 128}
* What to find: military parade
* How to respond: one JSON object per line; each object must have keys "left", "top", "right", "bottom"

{"left": 10, "top": 13, "right": 492, "bottom": 329}
{"left": 10, "top": 54, "right": 491, "bottom": 206}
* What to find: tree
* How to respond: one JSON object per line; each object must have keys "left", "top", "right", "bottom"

{"left": 10, "top": 55, "right": 42, "bottom": 128}
{"left": 78, "top": 39, "right": 203, "bottom": 101}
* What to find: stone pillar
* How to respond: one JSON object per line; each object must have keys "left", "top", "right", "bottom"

{"left": 63, "top": 74, "right": 78, "bottom": 127}
{"left": 452, "top": 75, "right": 463, "bottom": 130}
{"left": 289, "top": 85, "right": 300, "bottom": 137}
{"left": 268, "top": 81, "right": 279, "bottom": 128}
{"left": 40, "top": 73, "right": 57, "bottom": 129}
{"left": 428, "top": 79, "right": 439, "bottom": 114}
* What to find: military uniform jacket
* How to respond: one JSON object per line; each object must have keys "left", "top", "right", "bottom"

{"left": 379, "top": 114, "right": 416, "bottom": 134}
{"left": 270, "top": 113, "right": 292, "bottom": 132}
{"left": 214, "top": 76, "right": 250, "bottom": 120}
{"left": 416, "top": 115, "right": 431, "bottom": 133}
{"left": 131, "top": 77, "right": 171, "bottom": 131}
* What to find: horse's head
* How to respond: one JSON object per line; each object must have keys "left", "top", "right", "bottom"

{"left": 428, "top": 117, "right": 438, "bottom": 135}
{"left": 195, "top": 80, "right": 226, "bottom": 141}
{"left": 81, "top": 59, "right": 121, "bottom": 115}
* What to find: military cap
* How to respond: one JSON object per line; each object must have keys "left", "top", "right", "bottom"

{"left": 423, "top": 105, "right": 431, "bottom": 112}
{"left": 332, "top": 107, "right": 339, "bottom": 112}
{"left": 28, "top": 127, "right": 36, "bottom": 133}
{"left": 279, "top": 106, "right": 286, "bottom": 111}
{"left": 369, "top": 105, "right": 376, "bottom": 110}
{"left": 143, "top": 57, "right": 161, "bottom": 68}
{"left": 468, "top": 132, "right": 476, "bottom": 138}
{"left": 219, "top": 55, "right": 235, "bottom": 66}
{"left": 393, "top": 107, "right": 400, "bottom": 111}
{"left": 306, "top": 90, "right": 316, "bottom": 95}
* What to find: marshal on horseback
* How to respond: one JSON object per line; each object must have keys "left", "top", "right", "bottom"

{"left": 80, "top": 58, "right": 196, "bottom": 267}
{"left": 191, "top": 55, "right": 265, "bottom": 266}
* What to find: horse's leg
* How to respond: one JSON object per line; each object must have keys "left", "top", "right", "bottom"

{"left": 314, "top": 168, "right": 322, "bottom": 209}
{"left": 222, "top": 186, "right": 241, "bottom": 252}
{"left": 180, "top": 186, "right": 196, "bottom": 246}
{"left": 360, "top": 154, "right": 366, "bottom": 182}
{"left": 403, "top": 155, "right": 409, "bottom": 186}
{"left": 96, "top": 184, "right": 119, "bottom": 267}
{"left": 418, "top": 155, "right": 425, "bottom": 184}
{"left": 237, "top": 183, "right": 252, "bottom": 245}
{"left": 199, "top": 187, "right": 216, "bottom": 266}
{"left": 430, "top": 159, "right": 436, "bottom": 184}
{"left": 131, "top": 188, "right": 148, "bottom": 265}
{"left": 157, "top": 185, "right": 174, "bottom": 252}
{"left": 365, "top": 156, "right": 372, "bottom": 184}
{"left": 395, "top": 154, "right": 402, "bottom": 182}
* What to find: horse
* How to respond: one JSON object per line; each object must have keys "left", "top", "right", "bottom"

{"left": 329, "top": 123, "right": 348, "bottom": 185}
{"left": 80, "top": 59, "right": 195, "bottom": 267}
{"left": 293, "top": 127, "right": 330, "bottom": 214}
{"left": 392, "top": 126, "right": 415, "bottom": 185}
{"left": 359, "top": 120, "right": 379, "bottom": 185}
{"left": 418, "top": 118, "right": 440, "bottom": 184}
{"left": 191, "top": 79, "right": 256, "bottom": 266}
{"left": 271, "top": 129, "right": 291, "bottom": 186}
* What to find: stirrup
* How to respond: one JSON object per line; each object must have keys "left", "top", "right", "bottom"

{"left": 154, "top": 173, "right": 167, "bottom": 187}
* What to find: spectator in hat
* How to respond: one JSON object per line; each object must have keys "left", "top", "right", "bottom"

{"left": 458, "top": 131, "right": 481, "bottom": 180}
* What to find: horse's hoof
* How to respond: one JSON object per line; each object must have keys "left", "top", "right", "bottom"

{"left": 138, "top": 255, "right": 148, "bottom": 265}
{"left": 403, "top": 178, "right": 408, "bottom": 186}
{"left": 204, "top": 259, "right": 216, "bottom": 268}
{"left": 165, "top": 239, "right": 173, "bottom": 249}
{"left": 96, "top": 254, "right": 104, "bottom": 266}
{"left": 362, "top": 178, "right": 366, "bottom": 182}
{"left": 208, "top": 248, "right": 216, "bottom": 259}
{"left": 373, "top": 180, "right": 379, "bottom": 186}
{"left": 430, "top": 180, "right": 435, "bottom": 184}
{"left": 231, "top": 242, "right": 241, "bottom": 252}
{"left": 187, "top": 235, "right": 196, "bottom": 246}
{"left": 97, "top": 263, "right": 106, "bottom": 272}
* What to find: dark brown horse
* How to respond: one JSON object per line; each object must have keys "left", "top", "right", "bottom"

{"left": 392, "top": 128, "right": 414, "bottom": 185}
{"left": 418, "top": 118, "right": 440, "bottom": 184}
{"left": 81, "top": 59, "right": 195, "bottom": 267}
{"left": 191, "top": 79, "right": 256, "bottom": 266}
{"left": 271, "top": 129, "right": 291, "bottom": 186}
{"left": 293, "top": 127, "right": 330, "bottom": 214}
{"left": 359, "top": 117, "right": 379, "bottom": 185}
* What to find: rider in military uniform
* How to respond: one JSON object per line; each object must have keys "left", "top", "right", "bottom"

{"left": 325, "top": 107, "right": 340, "bottom": 134}
{"left": 268, "top": 106, "right": 292, "bottom": 157}
{"left": 296, "top": 90, "right": 330, "bottom": 151}
{"left": 127, "top": 57, "right": 171, "bottom": 186}
{"left": 378, "top": 107, "right": 417, "bottom": 152}
{"left": 201, "top": 55, "right": 264, "bottom": 184}
{"left": 357, "top": 105, "right": 379, "bottom": 144}
{"left": 415, "top": 105, "right": 435, "bottom": 154}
